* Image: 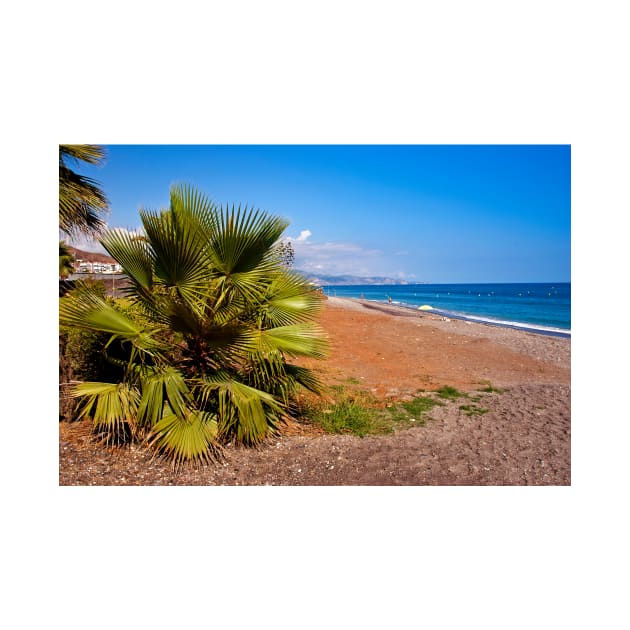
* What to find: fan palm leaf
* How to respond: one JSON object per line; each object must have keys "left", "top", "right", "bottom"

{"left": 59, "top": 290, "right": 165, "bottom": 358}
{"left": 284, "top": 364, "right": 323, "bottom": 394}
{"left": 209, "top": 204, "right": 287, "bottom": 274}
{"left": 194, "top": 374, "right": 284, "bottom": 444}
{"left": 59, "top": 144, "right": 109, "bottom": 238}
{"left": 205, "top": 205, "right": 289, "bottom": 309}
{"left": 170, "top": 183, "right": 219, "bottom": 235}
{"left": 256, "top": 323, "right": 329, "bottom": 359}
{"left": 242, "top": 351, "right": 298, "bottom": 404}
{"left": 149, "top": 410, "right": 219, "bottom": 465}
{"left": 258, "top": 271, "right": 324, "bottom": 327}
{"left": 72, "top": 381, "right": 141, "bottom": 443}
{"left": 140, "top": 208, "right": 207, "bottom": 289}
{"left": 100, "top": 228, "right": 154, "bottom": 291}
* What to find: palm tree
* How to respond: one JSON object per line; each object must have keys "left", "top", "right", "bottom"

{"left": 59, "top": 184, "right": 328, "bottom": 464}
{"left": 59, "top": 144, "right": 109, "bottom": 238}
{"left": 59, "top": 241, "right": 75, "bottom": 278}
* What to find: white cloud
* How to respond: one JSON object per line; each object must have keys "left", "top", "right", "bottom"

{"left": 291, "top": 237, "right": 386, "bottom": 276}
{"left": 287, "top": 232, "right": 418, "bottom": 279}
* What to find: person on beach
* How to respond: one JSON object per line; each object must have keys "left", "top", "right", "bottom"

{"left": 387, "top": 295, "right": 392, "bottom": 304}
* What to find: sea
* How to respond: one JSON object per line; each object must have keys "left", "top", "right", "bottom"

{"left": 320, "top": 283, "right": 571, "bottom": 337}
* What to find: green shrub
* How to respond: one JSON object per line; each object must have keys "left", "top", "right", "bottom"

{"left": 61, "top": 328, "right": 123, "bottom": 383}
{"left": 59, "top": 184, "right": 328, "bottom": 463}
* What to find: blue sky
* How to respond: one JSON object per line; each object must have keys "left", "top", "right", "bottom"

{"left": 71, "top": 145, "right": 570, "bottom": 283}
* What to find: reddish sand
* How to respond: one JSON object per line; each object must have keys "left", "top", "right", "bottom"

{"left": 298, "top": 297, "right": 570, "bottom": 397}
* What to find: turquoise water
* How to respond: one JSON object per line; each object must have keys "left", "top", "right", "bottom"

{"left": 321, "top": 283, "right": 571, "bottom": 336}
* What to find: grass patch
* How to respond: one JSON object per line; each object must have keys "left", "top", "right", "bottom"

{"left": 386, "top": 396, "right": 443, "bottom": 427}
{"left": 301, "top": 386, "right": 443, "bottom": 437}
{"left": 401, "top": 396, "right": 443, "bottom": 418}
{"left": 436, "top": 385, "right": 467, "bottom": 400}
{"left": 313, "top": 400, "right": 379, "bottom": 436}
{"left": 300, "top": 382, "right": 496, "bottom": 436}
{"left": 303, "top": 387, "right": 391, "bottom": 437}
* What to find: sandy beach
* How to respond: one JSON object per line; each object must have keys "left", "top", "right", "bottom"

{"left": 59, "top": 297, "right": 570, "bottom": 485}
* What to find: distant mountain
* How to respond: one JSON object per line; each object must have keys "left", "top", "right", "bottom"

{"left": 64, "top": 250, "right": 408, "bottom": 286}
{"left": 296, "top": 271, "right": 409, "bottom": 286}
{"left": 67, "top": 246, "right": 116, "bottom": 264}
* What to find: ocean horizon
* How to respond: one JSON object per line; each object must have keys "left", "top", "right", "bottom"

{"left": 65, "top": 275, "right": 571, "bottom": 336}
{"left": 320, "top": 282, "right": 571, "bottom": 336}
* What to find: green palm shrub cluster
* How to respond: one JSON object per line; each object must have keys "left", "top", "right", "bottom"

{"left": 59, "top": 184, "right": 328, "bottom": 463}
{"left": 59, "top": 241, "right": 75, "bottom": 278}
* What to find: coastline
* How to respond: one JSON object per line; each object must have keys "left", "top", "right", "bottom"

{"left": 332, "top": 296, "right": 570, "bottom": 337}
{"left": 322, "top": 281, "right": 570, "bottom": 334}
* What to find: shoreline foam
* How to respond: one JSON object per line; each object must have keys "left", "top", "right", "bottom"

{"left": 355, "top": 298, "right": 571, "bottom": 338}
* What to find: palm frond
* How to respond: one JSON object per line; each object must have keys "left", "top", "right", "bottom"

{"left": 256, "top": 323, "right": 329, "bottom": 359}
{"left": 206, "top": 286, "right": 250, "bottom": 326}
{"left": 60, "top": 144, "right": 106, "bottom": 166}
{"left": 242, "top": 351, "right": 298, "bottom": 404}
{"left": 149, "top": 410, "right": 219, "bottom": 465}
{"left": 59, "top": 289, "right": 164, "bottom": 357}
{"left": 99, "top": 227, "right": 171, "bottom": 323}
{"left": 195, "top": 374, "right": 284, "bottom": 445}
{"left": 139, "top": 207, "right": 211, "bottom": 319}
{"left": 59, "top": 145, "right": 109, "bottom": 238}
{"left": 161, "top": 366, "right": 191, "bottom": 419}
{"left": 100, "top": 228, "right": 154, "bottom": 291}
{"left": 208, "top": 204, "right": 288, "bottom": 276}
{"left": 195, "top": 322, "right": 258, "bottom": 365}
{"left": 60, "top": 290, "right": 138, "bottom": 334}
{"left": 170, "top": 183, "right": 218, "bottom": 236}
{"left": 163, "top": 298, "right": 205, "bottom": 336}
{"left": 136, "top": 378, "right": 164, "bottom": 428}
{"left": 72, "top": 381, "right": 140, "bottom": 442}
{"left": 284, "top": 364, "right": 323, "bottom": 394}
{"left": 135, "top": 366, "right": 187, "bottom": 428}
{"left": 136, "top": 366, "right": 219, "bottom": 463}
{"left": 259, "top": 271, "right": 324, "bottom": 327}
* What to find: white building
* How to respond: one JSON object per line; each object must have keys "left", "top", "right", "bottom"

{"left": 76, "top": 260, "right": 123, "bottom": 274}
